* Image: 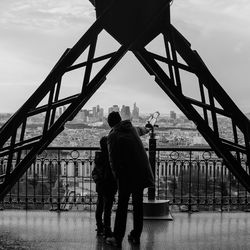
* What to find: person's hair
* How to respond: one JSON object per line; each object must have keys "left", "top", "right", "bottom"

{"left": 100, "top": 136, "right": 108, "bottom": 152}
{"left": 107, "top": 111, "right": 121, "bottom": 128}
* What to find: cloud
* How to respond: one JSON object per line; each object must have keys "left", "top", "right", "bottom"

{"left": 0, "top": 0, "right": 97, "bottom": 83}
{"left": 0, "top": 0, "right": 95, "bottom": 30}
{"left": 172, "top": 0, "right": 250, "bottom": 36}
{"left": 1, "top": 0, "right": 250, "bottom": 114}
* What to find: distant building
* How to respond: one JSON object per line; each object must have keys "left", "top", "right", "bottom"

{"left": 108, "top": 105, "right": 120, "bottom": 114}
{"left": 99, "top": 108, "right": 104, "bottom": 120}
{"left": 82, "top": 109, "right": 89, "bottom": 122}
{"left": 170, "top": 111, "right": 176, "bottom": 120}
{"left": 132, "top": 102, "right": 139, "bottom": 120}
{"left": 92, "top": 106, "right": 97, "bottom": 119}
{"left": 121, "top": 105, "right": 131, "bottom": 120}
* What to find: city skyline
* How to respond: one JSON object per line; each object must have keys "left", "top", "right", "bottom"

{"left": 0, "top": 102, "right": 175, "bottom": 117}
{"left": 1, "top": 1, "right": 250, "bottom": 114}
{"left": 0, "top": 102, "right": 176, "bottom": 120}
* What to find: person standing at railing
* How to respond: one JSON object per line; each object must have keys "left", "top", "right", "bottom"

{"left": 106, "top": 111, "right": 154, "bottom": 248}
{"left": 92, "top": 136, "right": 117, "bottom": 239}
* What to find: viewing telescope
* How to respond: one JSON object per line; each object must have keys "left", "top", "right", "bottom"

{"left": 146, "top": 111, "right": 160, "bottom": 131}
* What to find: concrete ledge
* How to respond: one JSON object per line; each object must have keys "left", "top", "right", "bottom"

{"left": 143, "top": 199, "right": 173, "bottom": 220}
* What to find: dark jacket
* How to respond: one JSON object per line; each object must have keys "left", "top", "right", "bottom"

{"left": 92, "top": 151, "right": 117, "bottom": 194}
{"left": 107, "top": 120, "right": 154, "bottom": 191}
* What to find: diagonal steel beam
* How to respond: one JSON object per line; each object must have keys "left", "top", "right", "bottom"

{"left": 0, "top": 4, "right": 113, "bottom": 149}
{"left": 134, "top": 48, "right": 250, "bottom": 192}
{"left": 167, "top": 25, "right": 250, "bottom": 134}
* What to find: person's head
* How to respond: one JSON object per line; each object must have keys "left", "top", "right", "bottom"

{"left": 107, "top": 111, "right": 121, "bottom": 128}
{"left": 100, "top": 136, "right": 108, "bottom": 152}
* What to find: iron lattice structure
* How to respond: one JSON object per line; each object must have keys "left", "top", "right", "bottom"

{"left": 0, "top": 0, "right": 250, "bottom": 199}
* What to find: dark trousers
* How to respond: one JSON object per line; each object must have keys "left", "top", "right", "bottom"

{"left": 103, "top": 193, "right": 115, "bottom": 232}
{"left": 95, "top": 193, "right": 104, "bottom": 230}
{"left": 96, "top": 192, "right": 115, "bottom": 231}
{"left": 114, "top": 188, "right": 144, "bottom": 241}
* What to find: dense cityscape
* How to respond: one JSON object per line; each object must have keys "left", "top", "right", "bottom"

{"left": 0, "top": 102, "right": 247, "bottom": 148}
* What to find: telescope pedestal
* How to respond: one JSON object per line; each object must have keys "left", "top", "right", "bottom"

{"left": 143, "top": 199, "right": 173, "bottom": 220}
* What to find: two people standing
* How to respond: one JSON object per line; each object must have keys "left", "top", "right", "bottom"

{"left": 105, "top": 111, "right": 154, "bottom": 248}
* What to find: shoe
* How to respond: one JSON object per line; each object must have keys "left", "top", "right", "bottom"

{"left": 128, "top": 232, "right": 140, "bottom": 245}
{"left": 103, "top": 229, "right": 113, "bottom": 239}
{"left": 106, "top": 236, "right": 122, "bottom": 248}
{"left": 96, "top": 228, "right": 104, "bottom": 236}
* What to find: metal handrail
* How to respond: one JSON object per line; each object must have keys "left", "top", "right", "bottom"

{"left": 0, "top": 146, "right": 249, "bottom": 212}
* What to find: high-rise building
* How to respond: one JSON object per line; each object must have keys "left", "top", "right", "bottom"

{"left": 99, "top": 108, "right": 104, "bottom": 120}
{"left": 132, "top": 102, "right": 139, "bottom": 120}
{"left": 121, "top": 105, "right": 131, "bottom": 120}
{"left": 96, "top": 105, "right": 100, "bottom": 113}
{"left": 92, "top": 106, "right": 97, "bottom": 120}
{"left": 82, "top": 109, "right": 89, "bottom": 122}
{"left": 108, "top": 105, "right": 120, "bottom": 114}
{"left": 120, "top": 105, "right": 125, "bottom": 119}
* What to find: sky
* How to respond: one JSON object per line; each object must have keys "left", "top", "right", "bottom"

{"left": 1, "top": 0, "right": 250, "bottom": 115}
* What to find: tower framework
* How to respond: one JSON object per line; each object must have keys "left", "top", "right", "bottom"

{"left": 0, "top": 0, "right": 250, "bottom": 199}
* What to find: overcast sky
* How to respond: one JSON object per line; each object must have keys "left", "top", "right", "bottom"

{"left": 1, "top": 0, "right": 250, "bottom": 115}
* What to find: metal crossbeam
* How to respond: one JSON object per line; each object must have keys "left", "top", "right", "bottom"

{"left": 1, "top": 0, "right": 250, "bottom": 200}
{"left": 0, "top": 0, "right": 171, "bottom": 200}
{"left": 134, "top": 48, "right": 250, "bottom": 191}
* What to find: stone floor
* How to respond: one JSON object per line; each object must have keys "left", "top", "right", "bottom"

{"left": 0, "top": 210, "right": 250, "bottom": 249}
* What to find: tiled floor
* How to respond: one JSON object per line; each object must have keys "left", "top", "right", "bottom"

{"left": 0, "top": 210, "right": 250, "bottom": 249}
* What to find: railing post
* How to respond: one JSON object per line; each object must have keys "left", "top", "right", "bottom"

{"left": 188, "top": 151, "right": 192, "bottom": 213}
{"left": 57, "top": 149, "right": 61, "bottom": 211}
{"left": 148, "top": 129, "right": 156, "bottom": 200}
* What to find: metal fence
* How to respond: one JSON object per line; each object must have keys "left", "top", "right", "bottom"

{"left": 1, "top": 147, "right": 250, "bottom": 212}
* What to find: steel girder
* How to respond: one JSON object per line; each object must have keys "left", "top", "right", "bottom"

{"left": 0, "top": 1, "right": 170, "bottom": 200}
{"left": 133, "top": 23, "right": 250, "bottom": 191}
{"left": 1, "top": 0, "right": 250, "bottom": 200}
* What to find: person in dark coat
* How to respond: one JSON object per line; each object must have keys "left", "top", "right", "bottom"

{"left": 105, "top": 112, "right": 154, "bottom": 248}
{"left": 92, "top": 136, "right": 117, "bottom": 238}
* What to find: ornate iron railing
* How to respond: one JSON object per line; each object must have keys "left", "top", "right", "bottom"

{"left": 0, "top": 147, "right": 249, "bottom": 212}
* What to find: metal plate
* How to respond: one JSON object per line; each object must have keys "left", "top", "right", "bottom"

{"left": 95, "top": 0, "right": 170, "bottom": 48}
